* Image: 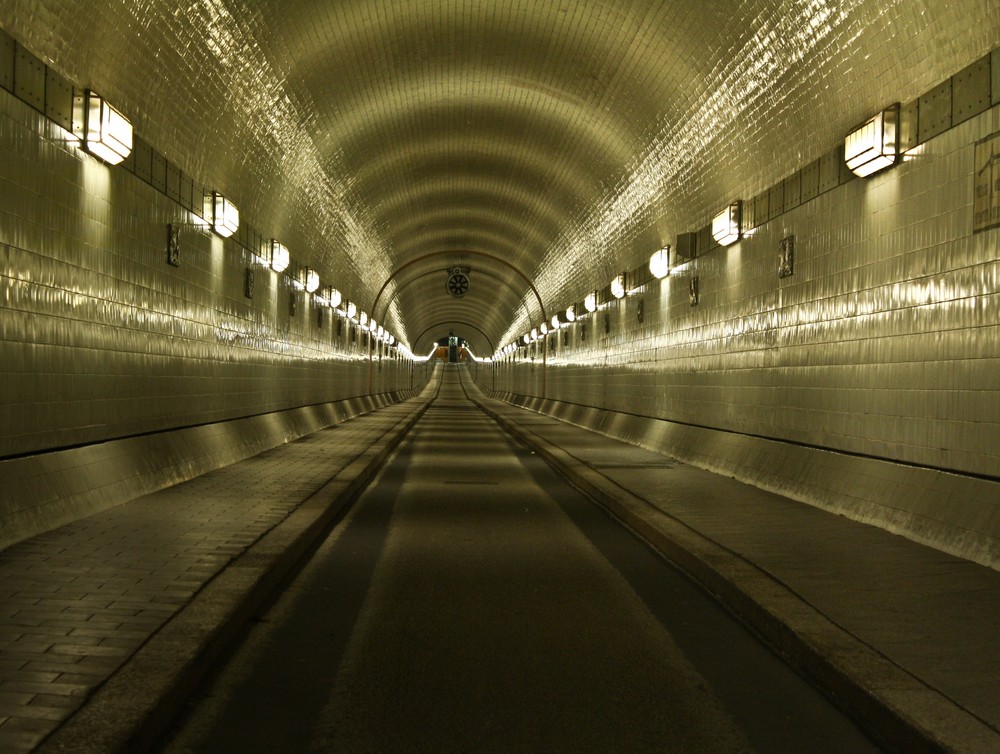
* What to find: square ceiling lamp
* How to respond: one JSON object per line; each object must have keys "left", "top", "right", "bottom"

{"left": 79, "top": 90, "right": 133, "bottom": 165}
{"left": 845, "top": 105, "right": 899, "bottom": 177}
{"left": 208, "top": 191, "right": 239, "bottom": 238}
{"left": 270, "top": 240, "right": 289, "bottom": 272}
{"left": 304, "top": 268, "right": 320, "bottom": 293}
{"left": 649, "top": 248, "right": 670, "bottom": 279}
{"left": 712, "top": 201, "right": 742, "bottom": 246}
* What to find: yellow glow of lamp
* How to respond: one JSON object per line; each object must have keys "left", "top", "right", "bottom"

{"left": 845, "top": 105, "right": 899, "bottom": 177}
{"left": 209, "top": 192, "right": 239, "bottom": 238}
{"left": 712, "top": 201, "right": 741, "bottom": 246}
{"left": 610, "top": 274, "right": 626, "bottom": 299}
{"left": 304, "top": 268, "right": 320, "bottom": 293}
{"left": 270, "top": 241, "right": 289, "bottom": 272}
{"left": 649, "top": 248, "right": 670, "bottom": 279}
{"left": 584, "top": 292, "right": 598, "bottom": 312}
{"left": 80, "top": 90, "right": 133, "bottom": 165}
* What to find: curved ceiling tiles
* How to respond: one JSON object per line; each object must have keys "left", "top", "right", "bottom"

{"left": 5, "top": 0, "right": 999, "bottom": 352}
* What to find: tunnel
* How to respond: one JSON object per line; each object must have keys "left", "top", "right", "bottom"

{"left": 1, "top": 2, "right": 999, "bottom": 752}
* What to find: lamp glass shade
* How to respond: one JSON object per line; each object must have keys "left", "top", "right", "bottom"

{"left": 84, "top": 91, "right": 132, "bottom": 165}
{"left": 210, "top": 192, "right": 239, "bottom": 238}
{"left": 304, "top": 268, "right": 320, "bottom": 293}
{"left": 359, "top": 311, "right": 369, "bottom": 327}
{"left": 327, "top": 287, "right": 342, "bottom": 308}
{"left": 584, "top": 292, "right": 597, "bottom": 312}
{"left": 649, "top": 248, "right": 670, "bottom": 279}
{"left": 845, "top": 106, "right": 898, "bottom": 177}
{"left": 712, "top": 201, "right": 741, "bottom": 246}
{"left": 346, "top": 301, "right": 357, "bottom": 319}
{"left": 610, "top": 274, "right": 626, "bottom": 299}
{"left": 565, "top": 305, "right": 576, "bottom": 322}
{"left": 270, "top": 241, "right": 290, "bottom": 272}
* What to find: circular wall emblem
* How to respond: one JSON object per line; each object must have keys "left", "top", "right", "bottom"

{"left": 446, "top": 271, "right": 470, "bottom": 297}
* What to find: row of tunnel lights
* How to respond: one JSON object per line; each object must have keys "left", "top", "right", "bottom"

{"left": 81, "top": 89, "right": 896, "bottom": 363}
{"left": 77, "top": 90, "right": 407, "bottom": 354}
{"left": 492, "top": 103, "right": 900, "bottom": 360}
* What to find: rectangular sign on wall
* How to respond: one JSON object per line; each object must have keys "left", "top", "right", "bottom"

{"left": 973, "top": 130, "right": 1000, "bottom": 233}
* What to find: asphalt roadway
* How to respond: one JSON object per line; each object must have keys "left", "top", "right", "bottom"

{"left": 159, "top": 369, "right": 883, "bottom": 753}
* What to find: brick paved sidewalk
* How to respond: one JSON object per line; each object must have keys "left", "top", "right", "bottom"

{"left": 0, "top": 399, "right": 421, "bottom": 753}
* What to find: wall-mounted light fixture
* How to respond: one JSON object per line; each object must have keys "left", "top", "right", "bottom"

{"left": 359, "top": 311, "right": 369, "bottom": 328}
{"left": 270, "top": 241, "right": 289, "bottom": 272}
{"left": 346, "top": 301, "right": 357, "bottom": 319}
{"left": 540, "top": 322, "right": 549, "bottom": 335}
{"left": 584, "top": 292, "right": 598, "bottom": 312}
{"left": 550, "top": 315, "right": 561, "bottom": 330}
{"left": 845, "top": 104, "right": 899, "bottom": 177}
{"left": 712, "top": 202, "right": 741, "bottom": 246}
{"left": 207, "top": 192, "right": 239, "bottom": 238}
{"left": 304, "top": 268, "right": 320, "bottom": 293}
{"left": 610, "top": 273, "right": 626, "bottom": 299}
{"left": 76, "top": 90, "right": 133, "bottom": 165}
{"left": 565, "top": 305, "right": 576, "bottom": 322}
{"left": 326, "top": 287, "right": 343, "bottom": 308}
{"left": 530, "top": 327, "right": 539, "bottom": 341}
{"left": 649, "top": 247, "right": 670, "bottom": 279}
{"left": 523, "top": 334, "right": 531, "bottom": 344}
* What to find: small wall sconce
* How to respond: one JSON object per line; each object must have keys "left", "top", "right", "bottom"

{"left": 326, "top": 287, "right": 343, "bottom": 308}
{"left": 712, "top": 202, "right": 741, "bottom": 246}
{"left": 530, "top": 328, "right": 539, "bottom": 341}
{"left": 304, "top": 267, "right": 320, "bottom": 293}
{"left": 523, "top": 333, "right": 531, "bottom": 344}
{"left": 359, "top": 311, "right": 369, "bottom": 328}
{"left": 649, "top": 247, "right": 670, "bottom": 279}
{"left": 550, "top": 315, "right": 561, "bottom": 330}
{"left": 540, "top": 322, "right": 549, "bottom": 335}
{"left": 208, "top": 192, "right": 239, "bottom": 238}
{"left": 565, "top": 305, "right": 576, "bottom": 322}
{"left": 584, "top": 292, "right": 598, "bottom": 312}
{"left": 270, "top": 241, "right": 290, "bottom": 272}
{"left": 610, "top": 273, "right": 626, "bottom": 299}
{"left": 845, "top": 104, "right": 898, "bottom": 177}
{"left": 346, "top": 301, "right": 357, "bottom": 319}
{"left": 76, "top": 90, "right": 133, "bottom": 165}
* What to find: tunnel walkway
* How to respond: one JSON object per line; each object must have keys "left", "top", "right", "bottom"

{"left": 0, "top": 365, "right": 997, "bottom": 752}
{"left": 160, "top": 367, "right": 880, "bottom": 753}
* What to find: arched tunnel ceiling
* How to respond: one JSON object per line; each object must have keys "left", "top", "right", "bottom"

{"left": 4, "top": 1, "right": 998, "bottom": 352}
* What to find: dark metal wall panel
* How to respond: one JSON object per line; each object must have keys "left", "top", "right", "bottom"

{"left": 817, "top": 150, "right": 840, "bottom": 194}
{"left": 768, "top": 183, "right": 784, "bottom": 218}
{"left": 13, "top": 44, "right": 44, "bottom": 112}
{"left": 0, "top": 30, "right": 13, "bottom": 92}
{"left": 918, "top": 79, "right": 953, "bottom": 142}
{"left": 952, "top": 55, "right": 991, "bottom": 125}
{"left": 783, "top": 172, "right": 801, "bottom": 212}
{"left": 43, "top": 68, "right": 72, "bottom": 132}
{"left": 800, "top": 159, "right": 820, "bottom": 203}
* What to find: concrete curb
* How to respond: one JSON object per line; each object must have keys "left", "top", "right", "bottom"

{"left": 477, "top": 398, "right": 1000, "bottom": 754}
{"left": 36, "top": 392, "right": 436, "bottom": 754}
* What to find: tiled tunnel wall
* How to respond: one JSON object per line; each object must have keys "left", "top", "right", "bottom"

{"left": 0, "top": 86, "right": 426, "bottom": 547}
{"left": 481, "top": 96, "right": 1000, "bottom": 568}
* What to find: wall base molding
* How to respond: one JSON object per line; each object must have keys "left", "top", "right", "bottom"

{"left": 0, "top": 391, "right": 414, "bottom": 551}
{"left": 493, "top": 392, "right": 1000, "bottom": 571}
